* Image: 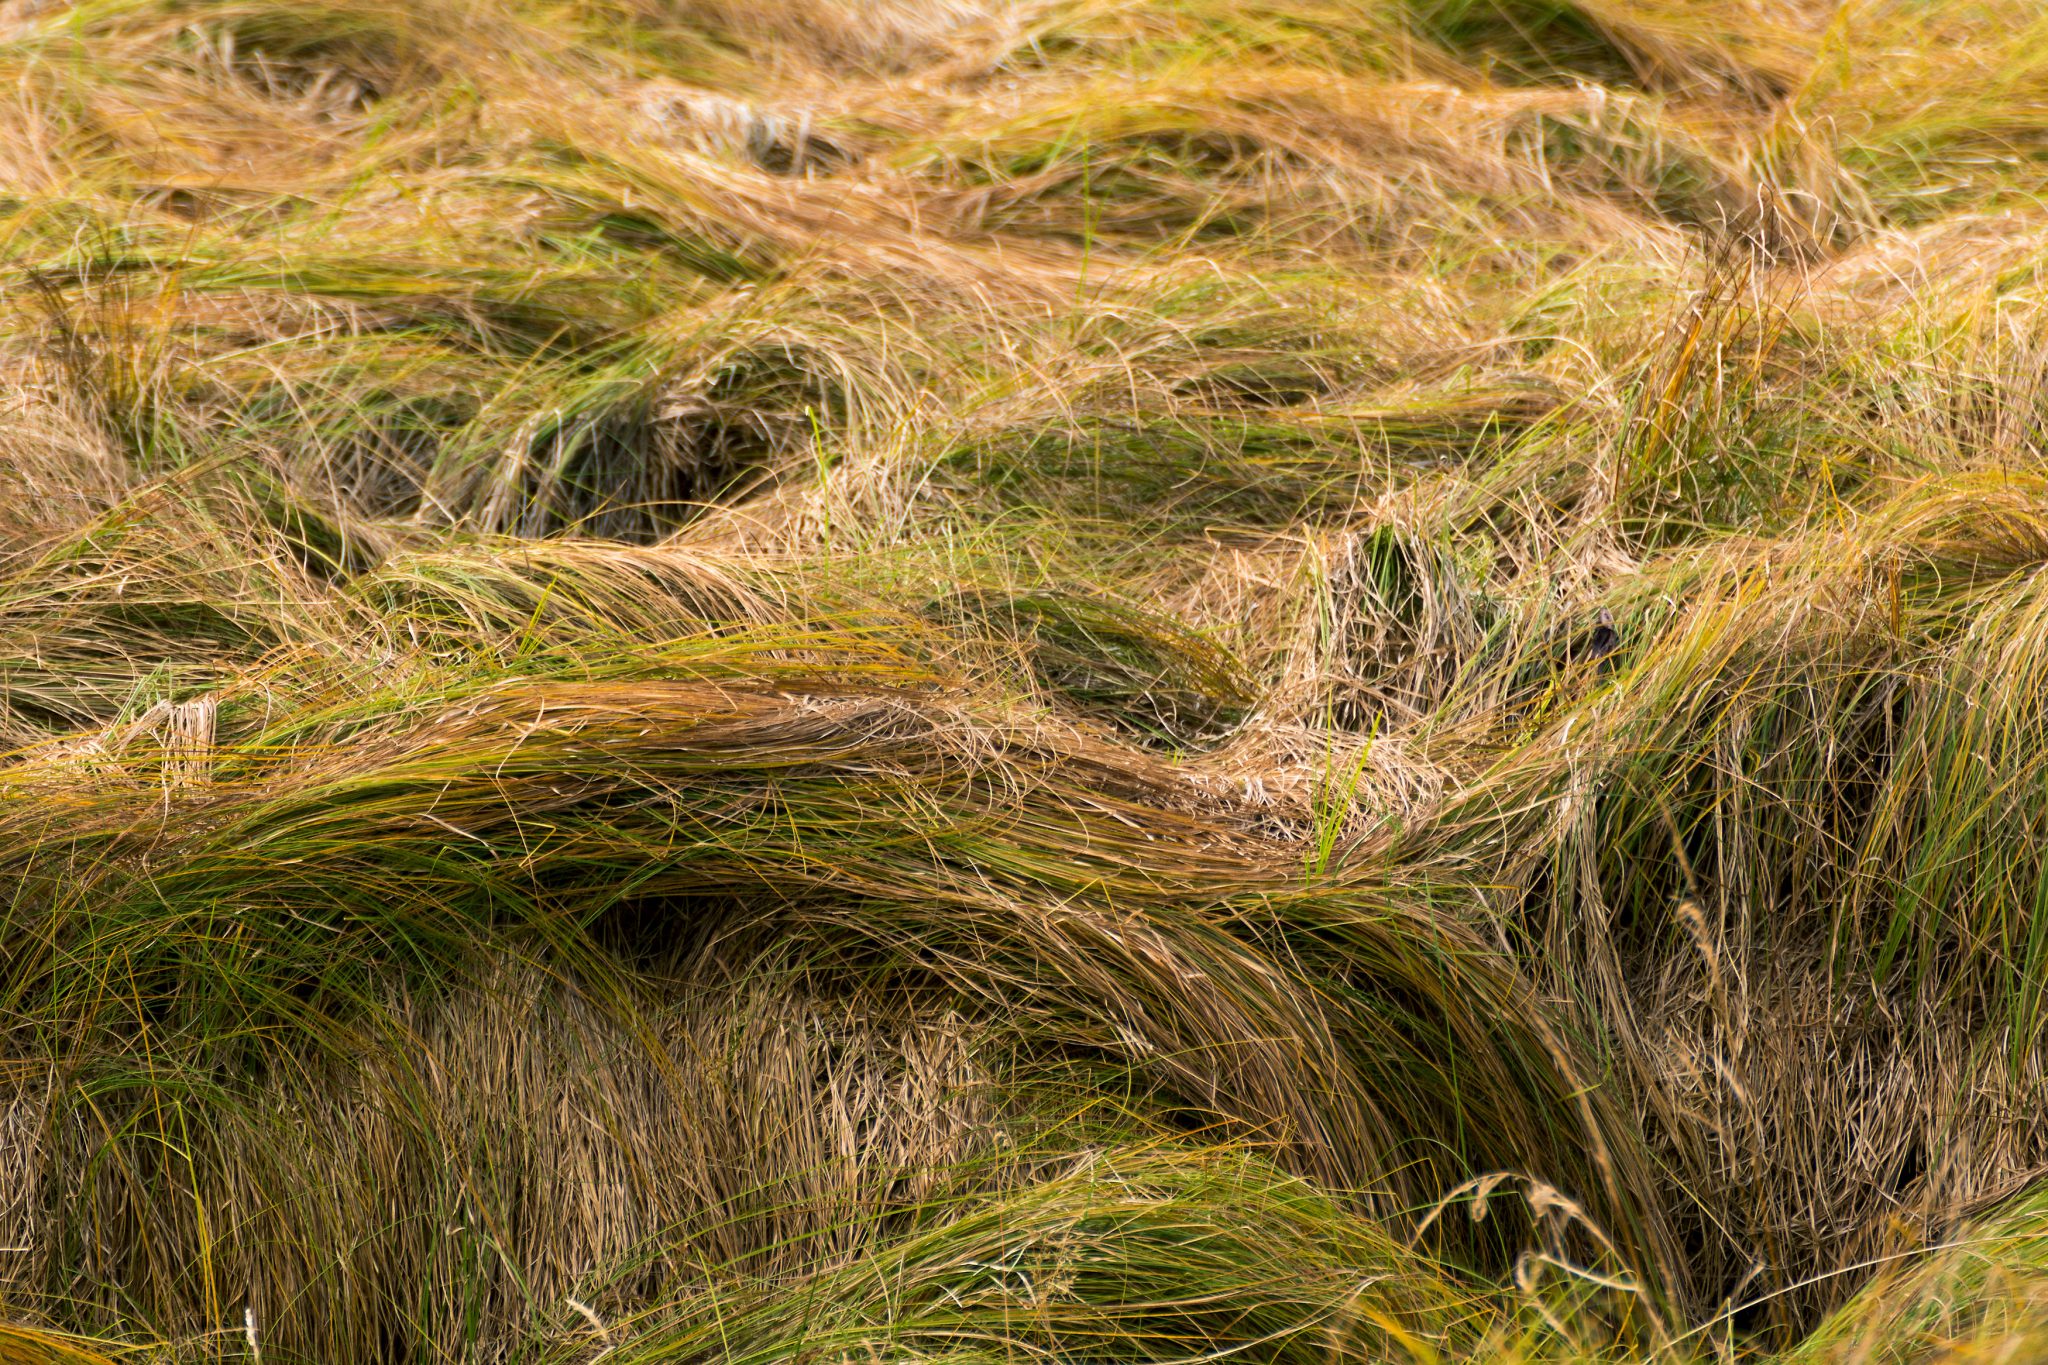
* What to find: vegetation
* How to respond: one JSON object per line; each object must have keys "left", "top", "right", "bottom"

{"left": 2, "top": 0, "right": 2047, "bottom": 1359}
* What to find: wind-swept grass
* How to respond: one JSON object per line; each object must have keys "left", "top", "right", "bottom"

{"left": 3, "top": 0, "right": 2048, "bottom": 1361}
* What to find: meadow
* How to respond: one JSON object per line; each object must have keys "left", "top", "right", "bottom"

{"left": 3, "top": 0, "right": 2048, "bottom": 1359}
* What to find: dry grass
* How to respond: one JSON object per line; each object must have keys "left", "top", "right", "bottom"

{"left": 3, "top": 0, "right": 2048, "bottom": 1360}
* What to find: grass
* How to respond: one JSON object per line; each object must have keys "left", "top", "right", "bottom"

{"left": 2, "top": 0, "right": 2048, "bottom": 1360}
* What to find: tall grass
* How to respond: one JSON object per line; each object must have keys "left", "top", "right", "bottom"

{"left": 2, "top": 0, "right": 2048, "bottom": 1360}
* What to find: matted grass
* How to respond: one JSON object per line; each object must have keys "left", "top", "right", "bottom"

{"left": 3, "top": 0, "right": 2048, "bottom": 1360}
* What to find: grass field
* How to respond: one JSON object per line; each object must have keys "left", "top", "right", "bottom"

{"left": 3, "top": 0, "right": 2048, "bottom": 1359}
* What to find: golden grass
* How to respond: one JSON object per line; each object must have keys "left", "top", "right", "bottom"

{"left": 3, "top": 0, "right": 2048, "bottom": 1360}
